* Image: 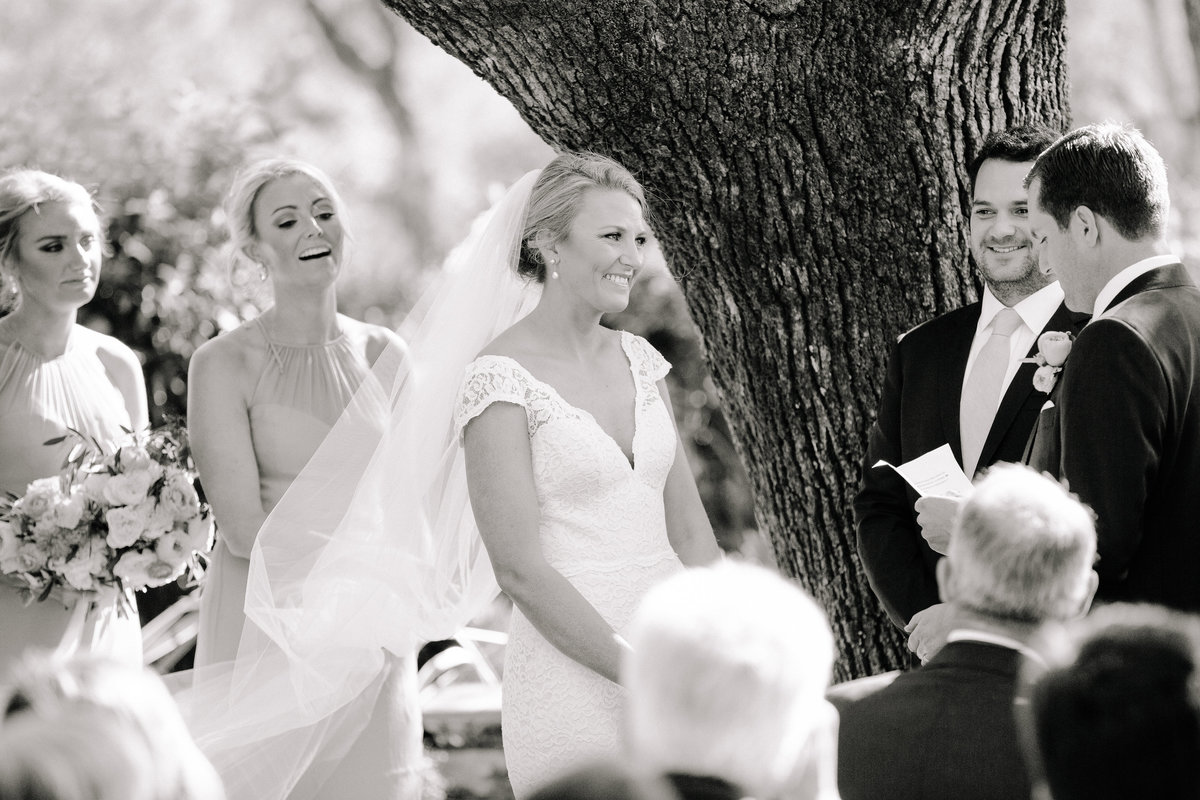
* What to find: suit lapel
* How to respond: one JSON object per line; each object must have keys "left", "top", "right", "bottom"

{"left": 940, "top": 304, "right": 980, "bottom": 465}
{"left": 977, "top": 302, "right": 1077, "bottom": 469}
{"left": 1105, "top": 263, "right": 1191, "bottom": 312}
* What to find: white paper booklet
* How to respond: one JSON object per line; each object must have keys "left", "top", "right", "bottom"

{"left": 874, "top": 443, "right": 974, "bottom": 498}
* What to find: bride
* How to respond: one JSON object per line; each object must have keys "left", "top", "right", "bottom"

{"left": 183, "top": 151, "right": 719, "bottom": 799}
{"left": 456, "top": 152, "right": 722, "bottom": 795}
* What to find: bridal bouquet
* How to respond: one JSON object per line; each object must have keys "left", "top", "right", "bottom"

{"left": 0, "top": 424, "right": 213, "bottom": 604}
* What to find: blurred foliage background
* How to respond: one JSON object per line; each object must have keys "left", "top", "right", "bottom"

{"left": 2, "top": 0, "right": 1199, "bottom": 571}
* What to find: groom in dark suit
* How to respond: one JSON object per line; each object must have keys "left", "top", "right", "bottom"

{"left": 1026, "top": 123, "right": 1200, "bottom": 611}
{"left": 855, "top": 125, "right": 1079, "bottom": 655}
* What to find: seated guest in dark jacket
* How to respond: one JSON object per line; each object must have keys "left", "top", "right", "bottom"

{"left": 1017, "top": 604, "right": 1200, "bottom": 800}
{"left": 623, "top": 561, "right": 839, "bottom": 800}
{"left": 833, "top": 463, "right": 1097, "bottom": 800}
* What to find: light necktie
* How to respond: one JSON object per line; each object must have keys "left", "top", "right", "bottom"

{"left": 960, "top": 307, "right": 1022, "bottom": 478}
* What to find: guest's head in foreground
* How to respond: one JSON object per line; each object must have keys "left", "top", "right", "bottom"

{"left": 0, "top": 168, "right": 102, "bottom": 316}
{"left": 623, "top": 560, "right": 838, "bottom": 800}
{"left": 0, "top": 702, "right": 157, "bottom": 800}
{"left": 1, "top": 651, "right": 225, "bottom": 800}
{"left": 939, "top": 462, "right": 1099, "bottom": 630}
{"left": 528, "top": 760, "right": 680, "bottom": 800}
{"left": 966, "top": 123, "right": 1061, "bottom": 304}
{"left": 1018, "top": 603, "right": 1200, "bottom": 800}
{"left": 1025, "top": 123, "right": 1171, "bottom": 312}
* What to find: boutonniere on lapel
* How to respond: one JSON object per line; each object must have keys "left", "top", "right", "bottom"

{"left": 1023, "top": 331, "right": 1074, "bottom": 394}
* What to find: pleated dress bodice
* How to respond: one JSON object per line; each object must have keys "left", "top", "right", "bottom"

{"left": 195, "top": 319, "right": 372, "bottom": 666}
{"left": 0, "top": 327, "right": 132, "bottom": 497}
{"left": 246, "top": 320, "right": 372, "bottom": 513}
{"left": 0, "top": 326, "right": 140, "bottom": 670}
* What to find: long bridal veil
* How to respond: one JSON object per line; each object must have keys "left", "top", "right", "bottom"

{"left": 179, "top": 170, "right": 544, "bottom": 800}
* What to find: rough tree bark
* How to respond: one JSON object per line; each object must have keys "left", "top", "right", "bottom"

{"left": 381, "top": 0, "right": 1069, "bottom": 679}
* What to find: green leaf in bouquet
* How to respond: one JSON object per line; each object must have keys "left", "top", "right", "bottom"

{"left": 36, "top": 579, "right": 54, "bottom": 603}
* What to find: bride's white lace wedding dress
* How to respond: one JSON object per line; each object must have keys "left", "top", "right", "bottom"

{"left": 455, "top": 330, "right": 685, "bottom": 797}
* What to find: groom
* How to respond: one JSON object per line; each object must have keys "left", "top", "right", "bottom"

{"left": 1026, "top": 123, "right": 1200, "bottom": 611}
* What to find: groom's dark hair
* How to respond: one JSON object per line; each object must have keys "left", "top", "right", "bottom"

{"left": 967, "top": 124, "right": 1061, "bottom": 194}
{"left": 1025, "top": 123, "right": 1169, "bottom": 241}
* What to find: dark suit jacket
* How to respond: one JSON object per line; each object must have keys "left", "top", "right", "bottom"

{"left": 665, "top": 774, "right": 745, "bottom": 800}
{"left": 1030, "top": 264, "right": 1200, "bottom": 610}
{"left": 854, "top": 300, "right": 1080, "bottom": 626}
{"left": 832, "top": 640, "right": 1030, "bottom": 800}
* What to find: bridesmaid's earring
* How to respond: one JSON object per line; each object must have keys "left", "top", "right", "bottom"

{"left": 550, "top": 258, "right": 559, "bottom": 280}
{"left": 259, "top": 264, "right": 268, "bottom": 282}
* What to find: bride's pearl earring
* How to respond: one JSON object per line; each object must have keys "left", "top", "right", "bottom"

{"left": 549, "top": 258, "right": 559, "bottom": 280}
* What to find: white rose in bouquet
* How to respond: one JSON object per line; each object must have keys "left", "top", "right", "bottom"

{"left": 52, "top": 491, "right": 89, "bottom": 530}
{"left": 104, "top": 504, "right": 148, "bottom": 549}
{"left": 59, "top": 538, "right": 109, "bottom": 591}
{"left": 102, "top": 468, "right": 160, "bottom": 507}
{"left": 158, "top": 471, "right": 201, "bottom": 522}
{"left": 141, "top": 500, "right": 175, "bottom": 541}
{"left": 117, "top": 444, "right": 155, "bottom": 472}
{"left": 14, "top": 541, "right": 49, "bottom": 573}
{"left": 113, "top": 549, "right": 178, "bottom": 589}
{"left": 13, "top": 477, "right": 63, "bottom": 520}
{"left": 81, "top": 471, "right": 112, "bottom": 503}
{"left": 152, "top": 530, "right": 195, "bottom": 582}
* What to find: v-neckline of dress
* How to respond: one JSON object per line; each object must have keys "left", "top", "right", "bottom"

{"left": 490, "top": 331, "right": 641, "bottom": 471}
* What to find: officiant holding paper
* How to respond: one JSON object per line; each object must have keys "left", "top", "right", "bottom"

{"left": 854, "top": 126, "right": 1082, "bottom": 660}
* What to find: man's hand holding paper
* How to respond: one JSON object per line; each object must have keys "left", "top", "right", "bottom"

{"left": 875, "top": 443, "right": 972, "bottom": 555}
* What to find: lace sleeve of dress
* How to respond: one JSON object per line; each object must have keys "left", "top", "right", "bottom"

{"left": 454, "top": 357, "right": 532, "bottom": 444}
{"left": 626, "top": 332, "right": 672, "bottom": 383}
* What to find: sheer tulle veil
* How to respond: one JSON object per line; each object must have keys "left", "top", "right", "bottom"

{"left": 178, "top": 170, "right": 544, "bottom": 799}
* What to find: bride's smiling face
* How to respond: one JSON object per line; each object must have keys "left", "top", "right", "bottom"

{"left": 249, "top": 174, "right": 344, "bottom": 286}
{"left": 548, "top": 188, "right": 649, "bottom": 314}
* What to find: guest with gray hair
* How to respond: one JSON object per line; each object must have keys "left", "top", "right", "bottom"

{"left": 1, "top": 651, "right": 224, "bottom": 800}
{"left": 623, "top": 560, "right": 840, "bottom": 800}
{"left": 0, "top": 703, "right": 158, "bottom": 800}
{"left": 832, "top": 463, "right": 1098, "bottom": 800}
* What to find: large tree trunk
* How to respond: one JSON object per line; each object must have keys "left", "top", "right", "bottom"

{"left": 383, "top": 0, "right": 1069, "bottom": 679}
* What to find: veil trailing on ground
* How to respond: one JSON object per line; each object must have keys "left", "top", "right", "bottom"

{"left": 178, "top": 170, "right": 544, "bottom": 800}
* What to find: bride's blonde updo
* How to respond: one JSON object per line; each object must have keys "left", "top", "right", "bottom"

{"left": 517, "top": 152, "right": 650, "bottom": 283}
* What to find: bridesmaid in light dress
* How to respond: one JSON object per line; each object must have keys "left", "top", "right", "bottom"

{"left": 187, "top": 158, "right": 419, "bottom": 799}
{"left": 0, "top": 169, "right": 148, "bottom": 673}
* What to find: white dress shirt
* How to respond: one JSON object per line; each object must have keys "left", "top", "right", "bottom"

{"left": 1093, "top": 253, "right": 1181, "bottom": 318}
{"left": 961, "top": 282, "right": 1065, "bottom": 400}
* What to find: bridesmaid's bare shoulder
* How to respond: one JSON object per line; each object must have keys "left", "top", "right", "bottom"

{"left": 187, "top": 319, "right": 270, "bottom": 399}
{"left": 337, "top": 314, "right": 407, "bottom": 368}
